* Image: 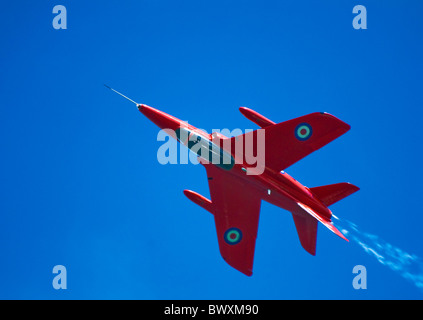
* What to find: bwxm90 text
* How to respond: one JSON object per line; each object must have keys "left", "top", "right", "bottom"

{"left": 209, "top": 304, "right": 258, "bottom": 315}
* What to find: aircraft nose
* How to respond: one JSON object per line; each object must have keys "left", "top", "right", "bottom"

{"left": 138, "top": 104, "right": 185, "bottom": 132}
{"left": 137, "top": 103, "right": 147, "bottom": 111}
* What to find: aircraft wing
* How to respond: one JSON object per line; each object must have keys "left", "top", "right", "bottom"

{"left": 203, "top": 163, "right": 261, "bottom": 276}
{"left": 231, "top": 112, "right": 351, "bottom": 172}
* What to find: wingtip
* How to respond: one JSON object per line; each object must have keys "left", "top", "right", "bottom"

{"left": 239, "top": 268, "right": 253, "bottom": 277}
{"left": 318, "top": 112, "right": 351, "bottom": 132}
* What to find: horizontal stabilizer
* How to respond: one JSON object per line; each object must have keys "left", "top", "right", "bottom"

{"left": 292, "top": 213, "right": 318, "bottom": 256}
{"left": 297, "top": 202, "right": 348, "bottom": 242}
{"left": 310, "top": 183, "right": 359, "bottom": 207}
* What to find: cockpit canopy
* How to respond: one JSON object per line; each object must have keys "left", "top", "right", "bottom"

{"left": 176, "top": 127, "right": 234, "bottom": 170}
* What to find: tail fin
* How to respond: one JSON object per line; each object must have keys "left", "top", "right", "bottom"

{"left": 310, "top": 183, "right": 359, "bottom": 207}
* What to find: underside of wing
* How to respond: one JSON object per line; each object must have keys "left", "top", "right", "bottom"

{"left": 204, "top": 164, "right": 262, "bottom": 276}
{"left": 230, "top": 112, "right": 351, "bottom": 173}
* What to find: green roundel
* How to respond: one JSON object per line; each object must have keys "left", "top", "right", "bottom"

{"left": 224, "top": 228, "right": 243, "bottom": 245}
{"left": 295, "top": 123, "right": 312, "bottom": 140}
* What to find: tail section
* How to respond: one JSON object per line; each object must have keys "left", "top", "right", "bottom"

{"left": 310, "top": 183, "right": 359, "bottom": 207}
{"left": 292, "top": 200, "right": 349, "bottom": 256}
{"left": 297, "top": 202, "right": 348, "bottom": 242}
{"left": 292, "top": 183, "right": 358, "bottom": 255}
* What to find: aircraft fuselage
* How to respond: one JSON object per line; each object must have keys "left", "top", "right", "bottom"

{"left": 138, "top": 103, "right": 332, "bottom": 222}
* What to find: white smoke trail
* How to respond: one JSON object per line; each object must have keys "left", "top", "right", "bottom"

{"left": 332, "top": 215, "right": 423, "bottom": 292}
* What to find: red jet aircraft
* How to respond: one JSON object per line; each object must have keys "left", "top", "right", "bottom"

{"left": 106, "top": 85, "right": 359, "bottom": 276}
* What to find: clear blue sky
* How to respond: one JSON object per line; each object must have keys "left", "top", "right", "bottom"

{"left": 1, "top": 1, "right": 423, "bottom": 299}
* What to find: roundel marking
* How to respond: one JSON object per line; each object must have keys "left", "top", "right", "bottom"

{"left": 295, "top": 123, "right": 312, "bottom": 141}
{"left": 224, "top": 228, "right": 243, "bottom": 245}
